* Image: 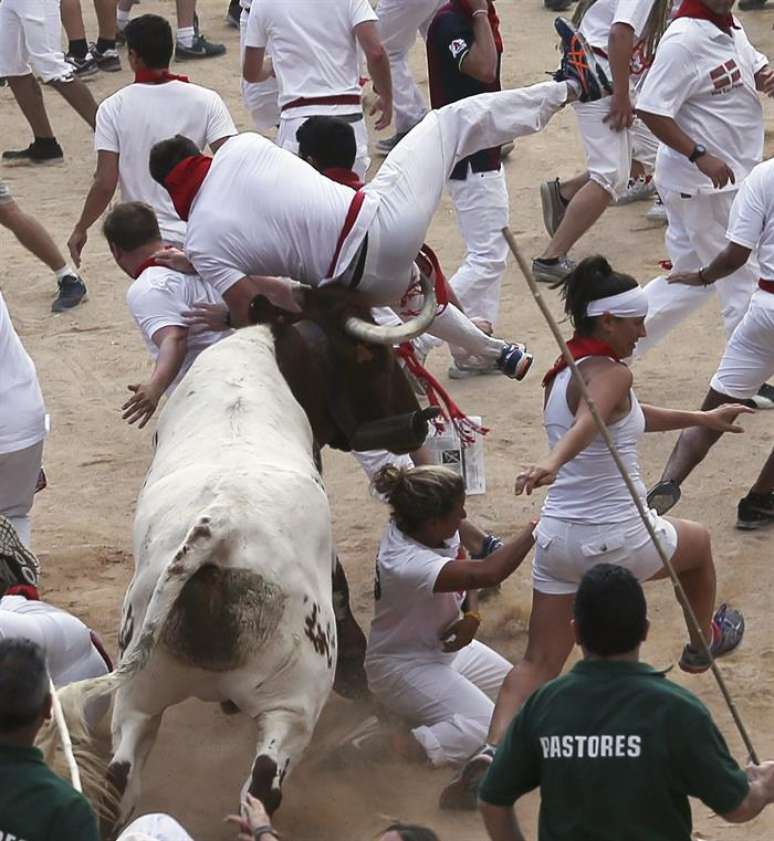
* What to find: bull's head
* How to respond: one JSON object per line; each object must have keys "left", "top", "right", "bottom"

{"left": 249, "top": 288, "right": 439, "bottom": 455}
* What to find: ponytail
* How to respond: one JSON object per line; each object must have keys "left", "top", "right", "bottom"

{"left": 373, "top": 465, "right": 464, "bottom": 534}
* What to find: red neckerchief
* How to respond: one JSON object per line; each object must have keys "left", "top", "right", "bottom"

{"left": 673, "top": 0, "right": 738, "bottom": 33}
{"left": 322, "top": 167, "right": 364, "bottom": 190}
{"left": 454, "top": 0, "right": 503, "bottom": 52}
{"left": 164, "top": 155, "right": 212, "bottom": 221}
{"left": 134, "top": 68, "right": 190, "bottom": 84}
{"left": 132, "top": 254, "right": 169, "bottom": 279}
{"left": 542, "top": 335, "right": 621, "bottom": 388}
{"left": 5, "top": 584, "right": 40, "bottom": 600}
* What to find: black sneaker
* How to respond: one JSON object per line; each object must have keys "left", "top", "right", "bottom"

{"left": 2, "top": 140, "right": 64, "bottom": 166}
{"left": 175, "top": 34, "right": 227, "bottom": 60}
{"left": 90, "top": 43, "right": 122, "bottom": 72}
{"left": 545, "top": 0, "right": 574, "bottom": 10}
{"left": 439, "top": 745, "right": 496, "bottom": 811}
{"left": 65, "top": 51, "right": 99, "bottom": 78}
{"left": 737, "top": 492, "right": 774, "bottom": 530}
{"left": 747, "top": 382, "right": 774, "bottom": 410}
{"left": 679, "top": 604, "right": 745, "bottom": 674}
{"left": 646, "top": 479, "right": 681, "bottom": 516}
{"left": 553, "top": 17, "right": 612, "bottom": 103}
{"left": 739, "top": 0, "right": 767, "bottom": 8}
{"left": 52, "top": 275, "right": 87, "bottom": 313}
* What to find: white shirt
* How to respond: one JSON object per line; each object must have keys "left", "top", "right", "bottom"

{"left": 185, "top": 133, "right": 378, "bottom": 295}
{"left": 579, "top": 0, "right": 658, "bottom": 78}
{"left": 365, "top": 521, "right": 465, "bottom": 666}
{"left": 728, "top": 159, "right": 774, "bottom": 307}
{"left": 95, "top": 80, "right": 237, "bottom": 244}
{"left": 127, "top": 265, "right": 233, "bottom": 392}
{"left": 637, "top": 18, "right": 767, "bottom": 195}
{"left": 0, "top": 290, "right": 46, "bottom": 455}
{"left": 244, "top": 0, "right": 376, "bottom": 115}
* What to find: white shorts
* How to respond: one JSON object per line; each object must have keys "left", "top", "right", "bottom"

{"left": 532, "top": 512, "right": 678, "bottom": 595}
{"left": 710, "top": 291, "right": 774, "bottom": 400}
{"left": 0, "top": 0, "right": 74, "bottom": 83}
{"left": 572, "top": 98, "right": 632, "bottom": 200}
{"left": 239, "top": 9, "right": 280, "bottom": 132}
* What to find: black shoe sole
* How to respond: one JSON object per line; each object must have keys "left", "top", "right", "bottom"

{"left": 736, "top": 517, "right": 774, "bottom": 530}
{"left": 2, "top": 157, "right": 64, "bottom": 167}
{"left": 52, "top": 292, "right": 88, "bottom": 313}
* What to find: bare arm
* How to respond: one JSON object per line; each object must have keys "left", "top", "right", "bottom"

{"left": 604, "top": 23, "right": 635, "bottom": 131}
{"left": 122, "top": 326, "right": 188, "bottom": 428}
{"left": 460, "top": 7, "right": 498, "bottom": 84}
{"left": 755, "top": 65, "right": 774, "bottom": 95}
{"left": 242, "top": 46, "right": 273, "bottom": 83}
{"left": 668, "top": 242, "right": 752, "bottom": 287}
{"left": 433, "top": 525, "right": 535, "bottom": 592}
{"left": 723, "top": 762, "right": 774, "bottom": 823}
{"left": 640, "top": 403, "right": 753, "bottom": 433}
{"left": 479, "top": 802, "right": 526, "bottom": 841}
{"left": 68, "top": 150, "right": 120, "bottom": 265}
{"left": 355, "top": 20, "right": 392, "bottom": 131}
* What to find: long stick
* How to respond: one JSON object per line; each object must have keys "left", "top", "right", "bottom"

{"left": 502, "top": 226, "right": 759, "bottom": 765}
{"left": 49, "top": 677, "right": 83, "bottom": 792}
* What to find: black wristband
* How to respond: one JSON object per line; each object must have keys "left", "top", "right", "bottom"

{"left": 224, "top": 310, "right": 232, "bottom": 328}
{"left": 698, "top": 267, "right": 710, "bottom": 286}
{"left": 253, "top": 826, "right": 279, "bottom": 840}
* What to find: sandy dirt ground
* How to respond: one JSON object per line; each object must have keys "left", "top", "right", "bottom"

{"left": 2, "top": 1, "right": 774, "bottom": 838}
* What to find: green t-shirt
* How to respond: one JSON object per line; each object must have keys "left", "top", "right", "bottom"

{"left": 479, "top": 660, "right": 749, "bottom": 841}
{"left": 0, "top": 743, "right": 99, "bottom": 841}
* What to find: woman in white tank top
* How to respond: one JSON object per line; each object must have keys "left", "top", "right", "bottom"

{"left": 443, "top": 257, "right": 751, "bottom": 808}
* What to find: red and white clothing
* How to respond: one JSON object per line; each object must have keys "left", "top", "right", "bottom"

{"left": 0, "top": 0, "right": 73, "bottom": 83}
{"left": 127, "top": 266, "right": 232, "bottom": 394}
{"left": 710, "top": 160, "right": 774, "bottom": 399}
{"left": 0, "top": 291, "right": 47, "bottom": 548}
{"left": 96, "top": 80, "right": 236, "bottom": 245}
{"left": 244, "top": 0, "right": 375, "bottom": 176}
{"left": 635, "top": 16, "right": 766, "bottom": 356}
{"left": 365, "top": 521, "right": 511, "bottom": 766}
{"left": 239, "top": 0, "right": 280, "bottom": 131}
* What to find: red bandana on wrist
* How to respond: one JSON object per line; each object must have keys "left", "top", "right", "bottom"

{"left": 672, "top": 0, "right": 738, "bottom": 33}
{"left": 134, "top": 68, "right": 190, "bottom": 84}
{"left": 164, "top": 155, "right": 212, "bottom": 221}
{"left": 454, "top": 0, "right": 503, "bottom": 51}
{"left": 542, "top": 335, "right": 621, "bottom": 388}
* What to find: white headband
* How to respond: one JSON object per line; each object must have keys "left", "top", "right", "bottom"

{"left": 586, "top": 286, "right": 648, "bottom": 319}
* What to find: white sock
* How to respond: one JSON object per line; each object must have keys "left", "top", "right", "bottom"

{"left": 116, "top": 8, "right": 130, "bottom": 28}
{"left": 177, "top": 26, "right": 195, "bottom": 48}
{"left": 54, "top": 264, "right": 76, "bottom": 281}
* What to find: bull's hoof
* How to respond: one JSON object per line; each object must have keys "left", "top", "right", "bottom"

{"left": 334, "top": 612, "right": 369, "bottom": 701}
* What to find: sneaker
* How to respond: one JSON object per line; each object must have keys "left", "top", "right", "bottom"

{"left": 545, "top": 0, "right": 574, "bottom": 9}
{"left": 532, "top": 255, "right": 576, "bottom": 284}
{"left": 65, "top": 51, "right": 99, "bottom": 78}
{"left": 90, "top": 43, "right": 122, "bottom": 72}
{"left": 2, "top": 140, "right": 64, "bottom": 166}
{"left": 116, "top": 26, "right": 127, "bottom": 46}
{"left": 747, "top": 382, "right": 774, "bottom": 410}
{"left": 439, "top": 745, "right": 496, "bottom": 811}
{"left": 615, "top": 175, "right": 656, "bottom": 205}
{"left": 739, "top": 0, "right": 767, "bottom": 8}
{"left": 540, "top": 178, "right": 567, "bottom": 237}
{"left": 678, "top": 605, "right": 745, "bottom": 674}
{"left": 553, "top": 17, "right": 612, "bottom": 103}
{"left": 448, "top": 358, "right": 502, "bottom": 379}
{"left": 375, "top": 131, "right": 410, "bottom": 155}
{"left": 646, "top": 479, "right": 681, "bottom": 516}
{"left": 497, "top": 343, "right": 533, "bottom": 381}
{"left": 51, "top": 275, "right": 87, "bottom": 313}
{"left": 472, "top": 534, "right": 503, "bottom": 560}
{"left": 737, "top": 492, "right": 774, "bottom": 530}
{"left": 175, "top": 34, "right": 227, "bottom": 60}
{"left": 226, "top": 0, "right": 242, "bottom": 26}
{"left": 646, "top": 197, "right": 668, "bottom": 224}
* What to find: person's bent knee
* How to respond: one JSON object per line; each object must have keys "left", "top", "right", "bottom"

{"left": 588, "top": 171, "right": 626, "bottom": 202}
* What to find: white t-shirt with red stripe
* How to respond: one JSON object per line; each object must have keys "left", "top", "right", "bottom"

{"left": 184, "top": 133, "right": 377, "bottom": 295}
{"left": 727, "top": 158, "right": 774, "bottom": 289}
{"left": 244, "top": 0, "right": 375, "bottom": 116}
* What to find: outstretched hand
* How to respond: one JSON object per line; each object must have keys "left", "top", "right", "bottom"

{"left": 667, "top": 270, "right": 704, "bottom": 287}
{"left": 441, "top": 613, "right": 480, "bottom": 652}
{"left": 152, "top": 247, "right": 196, "bottom": 274}
{"left": 515, "top": 463, "right": 557, "bottom": 496}
{"left": 122, "top": 382, "right": 163, "bottom": 428}
{"left": 701, "top": 403, "right": 754, "bottom": 433}
{"left": 183, "top": 302, "right": 230, "bottom": 330}
{"left": 225, "top": 793, "right": 273, "bottom": 841}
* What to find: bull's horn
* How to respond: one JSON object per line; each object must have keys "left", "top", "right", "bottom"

{"left": 343, "top": 268, "right": 437, "bottom": 345}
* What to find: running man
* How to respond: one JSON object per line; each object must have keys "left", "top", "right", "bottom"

{"left": 242, "top": 0, "right": 392, "bottom": 178}
{"left": 150, "top": 22, "right": 611, "bottom": 379}
{"left": 478, "top": 564, "right": 774, "bottom": 840}
{"left": 648, "top": 156, "right": 774, "bottom": 528}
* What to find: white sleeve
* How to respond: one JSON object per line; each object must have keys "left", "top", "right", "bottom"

{"left": 351, "top": 0, "right": 378, "bottom": 27}
{"left": 612, "top": 0, "right": 656, "bottom": 33}
{"left": 397, "top": 548, "right": 452, "bottom": 596}
{"left": 0, "top": 609, "right": 46, "bottom": 648}
{"left": 127, "top": 280, "right": 190, "bottom": 346}
{"left": 635, "top": 38, "right": 699, "bottom": 118}
{"left": 204, "top": 92, "right": 237, "bottom": 147}
{"left": 727, "top": 169, "right": 767, "bottom": 250}
{"left": 94, "top": 99, "right": 120, "bottom": 153}
{"left": 188, "top": 252, "right": 246, "bottom": 297}
{"left": 244, "top": 1, "right": 268, "bottom": 49}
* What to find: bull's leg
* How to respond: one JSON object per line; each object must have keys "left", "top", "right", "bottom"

{"left": 332, "top": 555, "right": 369, "bottom": 701}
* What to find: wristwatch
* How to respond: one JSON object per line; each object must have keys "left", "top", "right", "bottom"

{"left": 688, "top": 144, "right": 707, "bottom": 164}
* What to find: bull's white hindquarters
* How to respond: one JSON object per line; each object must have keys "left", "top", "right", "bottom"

{"left": 636, "top": 189, "right": 758, "bottom": 358}
{"left": 367, "top": 641, "right": 511, "bottom": 767}
{"left": 710, "top": 291, "right": 774, "bottom": 399}
{"left": 375, "top": 0, "right": 441, "bottom": 133}
{"left": 277, "top": 112, "right": 370, "bottom": 178}
{"left": 239, "top": 9, "right": 280, "bottom": 131}
{"left": 572, "top": 98, "right": 632, "bottom": 201}
{"left": 0, "top": 0, "right": 74, "bottom": 82}
{"left": 447, "top": 166, "right": 509, "bottom": 330}
{"left": 117, "top": 812, "right": 195, "bottom": 841}
{"left": 0, "top": 440, "right": 43, "bottom": 548}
